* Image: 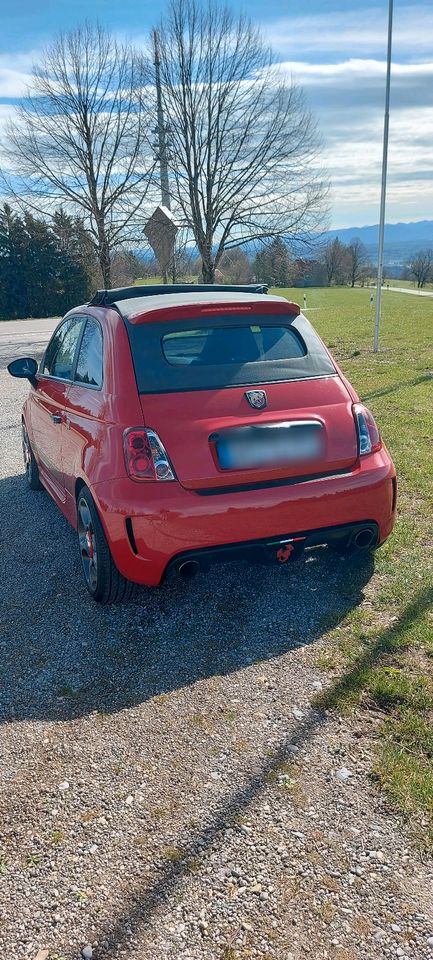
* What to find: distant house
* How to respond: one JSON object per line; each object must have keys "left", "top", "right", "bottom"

{"left": 293, "top": 259, "right": 326, "bottom": 287}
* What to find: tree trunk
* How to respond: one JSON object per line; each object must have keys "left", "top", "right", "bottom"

{"left": 96, "top": 216, "right": 111, "bottom": 288}
{"left": 201, "top": 256, "right": 216, "bottom": 283}
{"left": 100, "top": 254, "right": 111, "bottom": 288}
{"left": 98, "top": 242, "right": 111, "bottom": 288}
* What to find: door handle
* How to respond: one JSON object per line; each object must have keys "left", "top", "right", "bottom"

{"left": 51, "top": 414, "right": 62, "bottom": 424}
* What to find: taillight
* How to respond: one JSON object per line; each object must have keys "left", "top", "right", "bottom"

{"left": 353, "top": 403, "right": 382, "bottom": 455}
{"left": 123, "top": 428, "right": 176, "bottom": 481}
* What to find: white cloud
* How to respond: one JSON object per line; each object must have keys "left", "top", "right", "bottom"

{"left": 321, "top": 102, "right": 433, "bottom": 225}
{"left": 263, "top": 5, "right": 433, "bottom": 58}
{"left": 0, "top": 68, "right": 33, "bottom": 98}
{"left": 0, "top": 52, "right": 38, "bottom": 98}
{"left": 0, "top": 103, "right": 17, "bottom": 128}
{"left": 281, "top": 59, "right": 433, "bottom": 83}
{"left": 274, "top": 52, "right": 433, "bottom": 226}
{"left": 260, "top": 3, "right": 433, "bottom": 224}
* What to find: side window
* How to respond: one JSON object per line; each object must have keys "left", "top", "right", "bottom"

{"left": 74, "top": 319, "right": 103, "bottom": 388}
{"left": 42, "top": 317, "right": 84, "bottom": 380}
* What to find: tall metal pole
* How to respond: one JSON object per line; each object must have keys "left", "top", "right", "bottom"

{"left": 374, "top": 0, "right": 393, "bottom": 352}
{"left": 153, "top": 30, "right": 171, "bottom": 211}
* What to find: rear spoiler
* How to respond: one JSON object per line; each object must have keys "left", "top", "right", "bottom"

{"left": 127, "top": 299, "right": 300, "bottom": 325}
{"left": 89, "top": 283, "right": 269, "bottom": 307}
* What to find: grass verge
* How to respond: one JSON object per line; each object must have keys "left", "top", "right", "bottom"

{"left": 272, "top": 286, "right": 433, "bottom": 847}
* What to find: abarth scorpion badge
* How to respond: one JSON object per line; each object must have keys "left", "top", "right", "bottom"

{"left": 245, "top": 389, "right": 267, "bottom": 409}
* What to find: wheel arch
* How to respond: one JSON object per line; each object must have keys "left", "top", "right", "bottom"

{"left": 75, "top": 476, "right": 135, "bottom": 603}
{"left": 73, "top": 476, "right": 110, "bottom": 544}
{"left": 21, "top": 410, "right": 32, "bottom": 440}
{"left": 75, "top": 476, "right": 87, "bottom": 500}
{"left": 73, "top": 477, "right": 91, "bottom": 529}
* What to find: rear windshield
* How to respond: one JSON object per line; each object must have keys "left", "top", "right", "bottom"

{"left": 125, "top": 313, "right": 335, "bottom": 393}
{"left": 162, "top": 325, "right": 306, "bottom": 366}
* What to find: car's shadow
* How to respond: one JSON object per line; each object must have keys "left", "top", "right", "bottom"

{"left": 0, "top": 472, "right": 374, "bottom": 723}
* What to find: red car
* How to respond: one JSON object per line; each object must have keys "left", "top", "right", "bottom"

{"left": 8, "top": 284, "right": 396, "bottom": 603}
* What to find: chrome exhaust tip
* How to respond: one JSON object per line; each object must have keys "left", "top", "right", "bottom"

{"left": 352, "top": 527, "right": 376, "bottom": 550}
{"left": 177, "top": 559, "right": 201, "bottom": 579}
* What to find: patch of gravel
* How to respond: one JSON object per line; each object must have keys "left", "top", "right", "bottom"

{"left": 1, "top": 321, "right": 433, "bottom": 960}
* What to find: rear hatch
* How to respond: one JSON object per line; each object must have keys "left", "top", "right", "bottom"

{"left": 125, "top": 296, "right": 359, "bottom": 491}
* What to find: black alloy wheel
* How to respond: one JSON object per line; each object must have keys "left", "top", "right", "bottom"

{"left": 76, "top": 486, "right": 135, "bottom": 603}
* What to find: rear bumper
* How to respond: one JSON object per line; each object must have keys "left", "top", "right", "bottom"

{"left": 165, "top": 520, "right": 380, "bottom": 577}
{"left": 92, "top": 447, "right": 397, "bottom": 586}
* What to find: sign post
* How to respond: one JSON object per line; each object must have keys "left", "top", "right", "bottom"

{"left": 144, "top": 205, "right": 178, "bottom": 285}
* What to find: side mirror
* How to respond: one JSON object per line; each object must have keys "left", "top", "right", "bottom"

{"left": 7, "top": 357, "right": 38, "bottom": 388}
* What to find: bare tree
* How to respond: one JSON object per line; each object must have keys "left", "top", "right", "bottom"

{"left": 2, "top": 24, "right": 154, "bottom": 287}
{"left": 171, "top": 229, "right": 200, "bottom": 282}
{"left": 219, "top": 247, "right": 252, "bottom": 284}
{"left": 322, "top": 237, "right": 348, "bottom": 286}
{"left": 346, "top": 238, "right": 369, "bottom": 288}
{"left": 409, "top": 249, "right": 433, "bottom": 288}
{"left": 152, "top": 0, "right": 327, "bottom": 282}
{"left": 111, "top": 248, "right": 145, "bottom": 288}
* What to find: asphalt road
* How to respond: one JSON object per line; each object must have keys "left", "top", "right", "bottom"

{"left": 0, "top": 315, "right": 60, "bottom": 369}
{"left": 1, "top": 317, "right": 433, "bottom": 960}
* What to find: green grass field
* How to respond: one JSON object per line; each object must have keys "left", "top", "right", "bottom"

{"left": 271, "top": 286, "right": 433, "bottom": 846}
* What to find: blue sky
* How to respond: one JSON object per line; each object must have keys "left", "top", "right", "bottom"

{"left": 1, "top": 0, "right": 432, "bottom": 228}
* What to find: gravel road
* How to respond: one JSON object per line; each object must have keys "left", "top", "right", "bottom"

{"left": 1, "top": 318, "right": 433, "bottom": 960}
{"left": 385, "top": 287, "right": 433, "bottom": 298}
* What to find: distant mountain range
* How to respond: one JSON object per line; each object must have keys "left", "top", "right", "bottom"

{"left": 324, "top": 220, "right": 433, "bottom": 266}
{"left": 137, "top": 220, "right": 433, "bottom": 270}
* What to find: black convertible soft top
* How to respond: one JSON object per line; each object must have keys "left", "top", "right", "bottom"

{"left": 124, "top": 307, "right": 336, "bottom": 394}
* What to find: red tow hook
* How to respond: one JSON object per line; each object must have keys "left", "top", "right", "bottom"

{"left": 276, "top": 537, "right": 306, "bottom": 563}
{"left": 277, "top": 543, "right": 294, "bottom": 563}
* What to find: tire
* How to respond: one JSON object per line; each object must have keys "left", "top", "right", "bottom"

{"left": 22, "top": 422, "right": 43, "bottom": 491}
{"left": 76, "top": 485, "right": 135, "bottom": 604}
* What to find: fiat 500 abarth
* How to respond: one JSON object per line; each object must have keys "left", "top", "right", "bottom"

{"left": 8, "top": 283, "right": 397, "bottom": 603}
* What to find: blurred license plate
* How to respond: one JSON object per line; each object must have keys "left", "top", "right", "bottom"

{"left": 216, "top": 422, "right": 323, "bottom": 470}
